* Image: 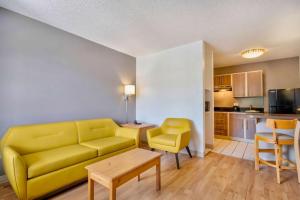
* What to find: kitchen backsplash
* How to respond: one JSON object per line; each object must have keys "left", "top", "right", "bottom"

{"left": 214, "top": 91, "right": 264, "bottom": 108}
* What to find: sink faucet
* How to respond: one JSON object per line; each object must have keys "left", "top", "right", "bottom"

{"left": 249, "top": 105, "right": 253, "bottom": 110}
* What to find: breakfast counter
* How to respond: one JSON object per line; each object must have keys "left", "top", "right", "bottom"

{"left": 214, "top": 109, "right": 298, "bottom": 162}
{"left": 214, "top": 111, "right": 300, "bottom": 120}
{"left": 214, "top": 109, "right": 300, "bottom": 144}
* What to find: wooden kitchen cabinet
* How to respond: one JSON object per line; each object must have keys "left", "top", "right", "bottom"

{"left": 246, "top": 118, "right": 256, "bottom": 140}
{"left": 247, "top": 71, "right": 263, "bottom": 97}
{"left": 229, "top": 114, "right": 245, "bottom": 138}
{"left": 232, "top": 73, "right": 246, "bottom": 97}
{"left": 214, "top": 74, "right": 231, "bottom": 87}
{"left": 215, "top": 112, "right": 257, "bottom": 141}
{"left": 232, "top": 71, "right": 263, "bottom": 97}
{"left": 214, "top": 112, "right": 228, "bottom": 136}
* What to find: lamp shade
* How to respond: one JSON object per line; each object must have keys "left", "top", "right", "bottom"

{"left": 124, "top": 84, "right": 135, "bottom": 96}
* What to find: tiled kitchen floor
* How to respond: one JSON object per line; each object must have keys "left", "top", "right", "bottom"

{"left": 212, "top": 138, "right": 254, "bottom": 160}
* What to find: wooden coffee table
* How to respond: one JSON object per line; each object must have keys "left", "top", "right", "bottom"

{"left": 85, "top": 148, "right": 162, "bottom": 200}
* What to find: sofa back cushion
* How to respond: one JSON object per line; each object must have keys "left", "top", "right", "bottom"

{"left": 76, "top": 118, "right": 118, "bottom": 143}
{"left": 1, "top": 121, "right": 78, "bottom": 155}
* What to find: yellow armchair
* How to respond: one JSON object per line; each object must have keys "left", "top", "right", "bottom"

{"left": 147, "top": 118, "right": 192, "bottom": 169}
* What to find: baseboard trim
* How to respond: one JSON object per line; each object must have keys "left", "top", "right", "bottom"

{"left": 0, "top": 175, "right": 8, "bottom": 184}
{"left": 180, "top": 149, "right": 204, "bottom": 158}
{"left": 215, "top": 135, "right": 254, "bottom": 143}
{"left": 196, "top": 151, "right": 205, "bottom": 158}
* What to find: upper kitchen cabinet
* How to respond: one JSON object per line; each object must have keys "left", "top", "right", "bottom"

{"left": 232, "top": 70, "right": 263, "bottom": 97}
{"left": 214, "top": 74, "right": 231, "bottom": 87}
{"left": 232, "top": 72, "right": 246, "bottom": 97}
{"left": 247, "top": 71, "right": 263, "bottom": 97}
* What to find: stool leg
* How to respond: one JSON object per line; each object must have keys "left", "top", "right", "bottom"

{"left": 295, "top": 140, "right": 300, "bottom": 183}
{"left": 279, "top": 145, "right": 283, "bottom": 171}
{"left": 255, "top": 136, "right": 260, "bottom": 171}
{"left": 275, "top": 144, "right": 281, "bottom": 184}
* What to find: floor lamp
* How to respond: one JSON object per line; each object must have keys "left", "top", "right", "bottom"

{"left": 124, "top": 84, "right": 135, "bottom": 123}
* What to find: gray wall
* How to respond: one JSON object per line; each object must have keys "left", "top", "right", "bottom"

{"left": 214, "top": 57, "right": 300, "bottom": 111}
{"left": 0, "top": 8, "right": 136, "bottom": 174}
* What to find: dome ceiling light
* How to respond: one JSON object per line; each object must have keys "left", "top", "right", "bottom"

{"left": 241, "top": 48, "right": 266, "bottom": 59}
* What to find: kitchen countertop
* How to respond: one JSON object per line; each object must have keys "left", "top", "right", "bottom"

{"left": 214, "top": 110, "right": 300, "bottom": 119}
{"left": 214, "top": 107, "right": 264, "bottom": 113}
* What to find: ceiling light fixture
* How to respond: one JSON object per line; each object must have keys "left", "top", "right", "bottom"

{"left": 241, "top": 48, "right": 266, "bottom": 59}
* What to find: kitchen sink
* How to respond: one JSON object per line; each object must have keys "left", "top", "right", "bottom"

{"left": 245, "top": 110, "right": 261, "bottom": 113}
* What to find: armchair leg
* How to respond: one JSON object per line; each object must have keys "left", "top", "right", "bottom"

{"left": 175, "top": 153, "right": 180, "bottom": 169}
{"left": 186, "top": 146, "right": 192, "bottom": 158}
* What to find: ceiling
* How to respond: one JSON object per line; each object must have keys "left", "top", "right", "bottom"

{"left": 0, "top": 0, "right": 300, "bottom": 67}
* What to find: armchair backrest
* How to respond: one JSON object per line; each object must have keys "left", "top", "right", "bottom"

{"left": 161, "top": 118, "right": 191, "bottom": 134}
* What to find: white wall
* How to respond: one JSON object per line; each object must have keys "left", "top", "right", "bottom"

{"left": 136, "top": 41, "right": 206, "bottom": 156}
{"left": 203, "top": 43, "right": 214, "bottom": 148}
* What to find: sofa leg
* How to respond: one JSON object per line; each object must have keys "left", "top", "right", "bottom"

{"left": 186, "top": 146, "right": 192, "bottom": 158}
{"left": 151, "top": 148, "right": 155, "bottom": 151}
{"left": 175, "top": 153, "right": 180, "bottom": 169}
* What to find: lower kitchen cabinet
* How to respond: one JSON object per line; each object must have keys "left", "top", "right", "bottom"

{"left": 229, "top": 114, "right": 244, "bottom": 138}
{"left": 246, "top": 118, "right": 256, "bottom": 140}
{"left": 214, "top": 112, "right": 257, "bottom": 141}
{"left": 214, "top": 112, "right": 228, "bottom": 136}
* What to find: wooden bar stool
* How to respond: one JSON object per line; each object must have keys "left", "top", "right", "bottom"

{"left": 254, "top": 119, "right": 299, "bottom": 184}
{"left": 294, "top": 120, "right": 300, "bottom": 183}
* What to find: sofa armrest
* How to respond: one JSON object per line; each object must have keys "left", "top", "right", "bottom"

{"left": 147, "top": 127, "right": 162, "bottom": 140}
{"left": 115, "top": 127, "right": 139, "bottom": 147}
{"left": 2, "top": 146, "right": 27, "bottom": 200}
{"left": 176, "top": 131, "right": 191, "bottom": 150}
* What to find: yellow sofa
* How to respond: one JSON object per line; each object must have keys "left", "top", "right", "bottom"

{"left": 0, "top": 118, "right": 138, "bottom": 200}
{"left": 147, "top": 118, "right": 192, "bottom": 169}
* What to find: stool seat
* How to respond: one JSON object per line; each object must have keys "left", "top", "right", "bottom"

{"left": 256, "top": 132, "right": 294, "bottom": 140}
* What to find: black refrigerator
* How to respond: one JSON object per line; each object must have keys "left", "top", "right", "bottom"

{"left": 269, "top": 88, "right": 300, "bottom": 114}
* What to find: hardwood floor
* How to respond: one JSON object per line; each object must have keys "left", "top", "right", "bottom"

{"left": 1, "top": 152, "right": 300, "bottom": 200}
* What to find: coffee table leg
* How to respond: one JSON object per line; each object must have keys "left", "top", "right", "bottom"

{"left": 88, "top": 176, "right": 94, "bottom": 200}
{"left": 156, "top": 159, "right": 161, "bottom": 191}
{"left": 138, "top": 174, "right": 141, "bottom": 181}
{"left": 110, "top": 186, "right": 116, "bottom": 200}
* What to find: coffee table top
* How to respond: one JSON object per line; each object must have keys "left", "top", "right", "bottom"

{"left": 85, "top": 148, "right": 161, "bottom": 181}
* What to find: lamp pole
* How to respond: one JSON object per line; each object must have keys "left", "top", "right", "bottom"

{"left": 125, "top": 95, "right": 129, "bottom": 124}
{"left": 124, "top": 84, "right": 135, "bottom": 124}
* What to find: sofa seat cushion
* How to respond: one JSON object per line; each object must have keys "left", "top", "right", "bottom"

{"left": 23, "top": 144, "right": 97, "bottom": 178}
{"left": 80, "top": 136, "right": 135, "bottom": 156}
{"left": 151, "top": 134, "right": 177, "bottom": 147}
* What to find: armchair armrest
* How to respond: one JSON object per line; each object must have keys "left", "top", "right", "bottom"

{"left": 147, "top": 127, "right": 162, "bottom": 140}
{"left": 2, "top": 146, "right": 27, "bottom": 200}
{"left": 176, "top": 130, "right": 191, "bottom": 150}
{"left": 115, "top": 127, "right": 139, "bottom": 147}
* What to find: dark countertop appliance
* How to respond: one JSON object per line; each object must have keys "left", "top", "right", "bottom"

{"left": 233, "top": 105, "right": 240, "bottom": 112}
{"left": 268, "top": 88, "right": 300, "bottom": 114}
